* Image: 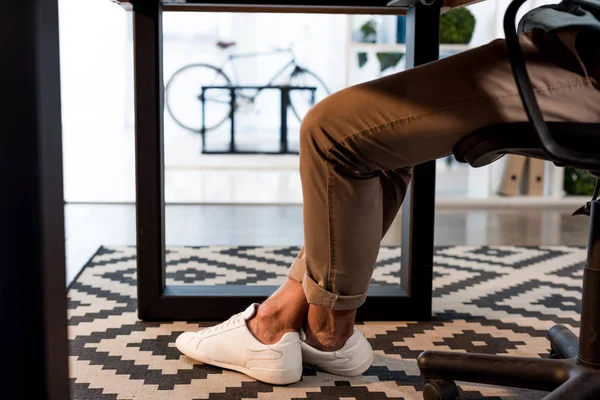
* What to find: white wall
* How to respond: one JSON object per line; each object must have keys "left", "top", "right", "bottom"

{"left": 467, "top": 0, "right": 499, "bottom": 46}
{"left": 59, "top": 0, "right": 134, "bottom": 203}
{"left": 58, "top": 0, "right": 128, "bottom": 133}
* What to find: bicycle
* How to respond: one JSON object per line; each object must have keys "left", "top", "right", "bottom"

{"left": 165, "top": 33, "right": 331, "bottom": 133}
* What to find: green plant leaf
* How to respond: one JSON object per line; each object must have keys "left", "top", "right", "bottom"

{"left": 359, "top": 19, "right": 377, "bottom": 43}
{"left": 564, "top": 167, "right": 597, "bottom": 196}
{"left": 376, "top": 52, "right": 404, "bottom": 73}
{"left": 357, "top": 52, "right": 368, "bottom": 68}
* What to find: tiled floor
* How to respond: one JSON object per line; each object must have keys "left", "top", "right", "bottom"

{"left": 64, "top": 204, "right": 590, "bottom": 285}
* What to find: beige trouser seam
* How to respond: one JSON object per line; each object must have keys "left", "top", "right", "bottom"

{"left": 326, "top": 157, "right": 336, "bottom": 307}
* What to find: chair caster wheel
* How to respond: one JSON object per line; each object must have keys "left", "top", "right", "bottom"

{"left": 423, "top": 380, "right": 459, "bottom": 400}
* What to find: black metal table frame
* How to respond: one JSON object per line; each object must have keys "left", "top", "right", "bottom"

{"left": 200, "top": 84, "right": 317, "bottom": 154}
{"left": 3, "top": 1, "right": 70, "bottom": 398}
{"left": 134, "top": 0, "right": 440, "bottom": 321}
{"left": 6, "top": 0, "right": 440, "bottom": 396}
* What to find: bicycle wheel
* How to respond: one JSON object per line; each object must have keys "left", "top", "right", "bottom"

{"left": 289, "top": 67, "right": 331, "bottom": 123}
{"left": 165, "top": 63, "right": 233, "bottom": 133}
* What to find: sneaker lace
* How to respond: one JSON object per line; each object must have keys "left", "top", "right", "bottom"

{"left": 201, "top": 311, "right": 245, "bottom": 336}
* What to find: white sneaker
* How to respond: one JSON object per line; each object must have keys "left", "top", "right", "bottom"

{"left": 176, "top": 303, "right": 303, "bottom": 385}
{"left": 299, "top": 327, "right": 373, "bottom": 376}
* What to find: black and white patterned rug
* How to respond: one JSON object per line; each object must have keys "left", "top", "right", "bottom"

{"left": 68, "top": 245, "right": 586, "bottom": 400}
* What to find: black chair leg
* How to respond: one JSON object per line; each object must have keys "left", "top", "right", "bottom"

{"left": 418, "top": 351, "right": 571, "bottom": 394}
{"left": 542, "top": 373, "right": 600, "bottom": 400}
{"left": 548, "top": 325, "right": 579, "bottom": 359}
{"left": 418, "top": 199, "right": 600, "bottom": 399}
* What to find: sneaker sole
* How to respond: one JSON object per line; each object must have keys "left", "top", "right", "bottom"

{"left": 305, "top": 350, "right": 373, "bottom": 377}
{"left": 176, "top": 343, "right": 302, "bottom": 385}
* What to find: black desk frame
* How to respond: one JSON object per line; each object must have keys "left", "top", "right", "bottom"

{"left": 8, "top": 0, "right": 441, "bottom": 396}
{"left": 3, "top": 1, "right": 70, "bottom": 398}
{"left": 133, "top": 0, "right": 440, "bottom": 321}
{"left": 200, "top": 85, "right": 316, "bottom": 154}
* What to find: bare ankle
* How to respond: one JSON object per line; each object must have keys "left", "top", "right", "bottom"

{"left": 246, "top": 280, "right": 310, "bottom": 344}
{"left": 247, "top": 310, "right": 291, "bottom": 344}
{"left": 303, "top": 328, "right": 353, "bottom": 351}
{"left": 303, "top": 305, "right": 355, "bottom": 351}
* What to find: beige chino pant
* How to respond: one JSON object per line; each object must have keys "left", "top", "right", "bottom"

{"left": 286, "top": 29, "right": 600, "bottom": 311}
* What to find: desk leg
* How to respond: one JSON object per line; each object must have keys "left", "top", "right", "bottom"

{"left": 201, "top": 89, "right": 206, "bottom": 152}
{"left": 400, "top": 0, "right": 441, "bottom": 320}
{"left": 133, "top": 1, "right": 166, "bottom": 319}
{"left": 2, "top": 0, "right": 69, "bottom": 398}
{"left": 131, "top": 1, "right": 439, "bottom": 322}
{"left": 280, "top": 87, "right": 290, "bottom": 154}
{"left": 230, "top": 88, "right": 236, "bottom": 153}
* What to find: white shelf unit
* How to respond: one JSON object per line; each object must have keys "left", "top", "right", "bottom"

{"left": 343, "top": 14, "right": 472, "bottom": 86}
{"left": 348, "top": 42, "right": 470, "bottom": 53}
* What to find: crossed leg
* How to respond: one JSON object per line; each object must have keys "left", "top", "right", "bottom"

{"left": 176, "top": 29, "right": 600, "bottom": 384}
{"left": 246, "top": 28, "right": 600, "bottom": 350}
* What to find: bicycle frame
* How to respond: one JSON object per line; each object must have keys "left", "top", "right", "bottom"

{"left": 213, "top": 47, "right": 303, "bottom": 102}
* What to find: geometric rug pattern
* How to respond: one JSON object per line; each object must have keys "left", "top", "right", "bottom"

{"left": 68, "top": 245, "right": 586, "bottom": 399}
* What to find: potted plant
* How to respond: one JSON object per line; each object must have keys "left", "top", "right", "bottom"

{"left": 440, "top": 8, "right": 476, "bottom": 44}
{"left": 357, "top": 8, "right": 476, "bottom": 72}
{"left": 564, "top": 167, "right": 597, "bottom": 196}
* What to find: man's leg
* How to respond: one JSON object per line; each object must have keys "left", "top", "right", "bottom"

{"left": 254, "top": 30, "right": 600, "bottom": 349}
{"left": 176, "top": 30, "right": 600, "bottom": 384}
{"left": 248, "top": 167, "right": 412, "bottom": 349}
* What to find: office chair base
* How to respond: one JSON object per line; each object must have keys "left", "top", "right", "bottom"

{"left": 419, "top": 196, "right": 600, "bottom": 399}
{"left": 418, "top": 324, "right": 600, "bottom": 400}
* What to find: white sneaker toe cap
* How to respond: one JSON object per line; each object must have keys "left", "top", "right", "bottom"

{"left": 176, "top": 332, "right": 199, "bottom": 355}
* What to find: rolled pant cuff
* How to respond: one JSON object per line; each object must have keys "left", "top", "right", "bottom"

{"left": 286, "top": 256, "right": 306, "bottom": 283}
{"left": 302, "top": 273, "right": 367, "bottom": 311}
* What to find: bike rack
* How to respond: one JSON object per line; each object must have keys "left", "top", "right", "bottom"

{"left": 199, "top": 85, "right": 317, "bottom": 154}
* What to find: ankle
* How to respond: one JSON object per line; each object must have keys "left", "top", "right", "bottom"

{"left": 246, "top": 279, "right": 309, "bottom": 344}
{"left": 247, "top": 299, "right": 309, "bottom": 345}
{"left": 254, "top": 301, "right": 281, "bottom": 322}
{"left": 246, "top": 305, "right": 289, "bottom": 344}
{"left": 303, "top": 305, "right": 355, "bottom": 351}
{"left": 303, "top": 326, "right": 353, "bottom": 351}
